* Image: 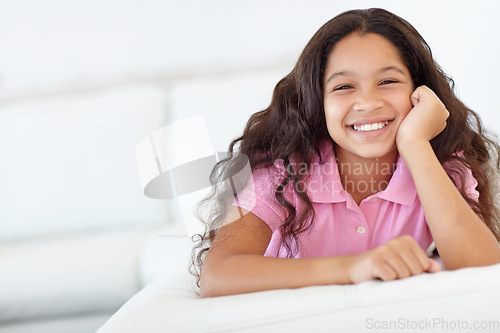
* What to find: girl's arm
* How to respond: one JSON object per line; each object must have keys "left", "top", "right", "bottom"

{"left": 200, "top": 208, "right": 440, "bottom": 297}
{"left": 396, "top": 86, "right": 500, "bottom": 270}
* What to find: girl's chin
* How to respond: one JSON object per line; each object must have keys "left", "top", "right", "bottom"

{"left": 335, "top": 144, "right": 398, "bottom": 161}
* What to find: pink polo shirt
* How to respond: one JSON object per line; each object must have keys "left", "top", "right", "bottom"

{"left": 235, "top": 141, "right": 478, "bottom": 258}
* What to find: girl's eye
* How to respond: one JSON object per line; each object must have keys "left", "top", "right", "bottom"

{"left": 333, "top": 85, "right": 353, "bottom": 91}
{"left": 380, "top": 80, "right": 398, "bottom": 85}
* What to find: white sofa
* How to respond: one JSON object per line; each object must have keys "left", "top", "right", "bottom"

{"left": 0, "top": 85, "right": 176, "bottom": 332}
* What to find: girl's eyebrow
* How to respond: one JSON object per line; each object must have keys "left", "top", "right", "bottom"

{"left": 325, "top": 71, "right": 351, "bottom": 85}
{"left": 379, "top": 66, "right": 406, "bottom": 75}
{"left": 324, "top": 66, "right": 406, "bottom": 85}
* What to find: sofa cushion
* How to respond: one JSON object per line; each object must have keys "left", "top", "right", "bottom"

{"left": 138, "top": 224, "right": 194, "bottom": 288}
{"left": 98, "top": 263, "right": 500, "bottom": 332}
{"left": 0, "top": 85, "right": 169, "bottom": 240}
{"left": 0, "top": 227, "right": 153, "bottom": 321}
{"left": 0, "top": 313, "right": 113, "bottom": 333}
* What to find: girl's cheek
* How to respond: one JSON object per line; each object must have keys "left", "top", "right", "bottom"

{"left": 397, "top": 105, "right": 414, "bottom": 122}
{"left": 389, "top": 90, "right": 414, "bottom": 117}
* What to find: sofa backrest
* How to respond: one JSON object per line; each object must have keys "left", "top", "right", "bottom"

{"left": 0, "top": 84, "right": 170, "bottom": 240}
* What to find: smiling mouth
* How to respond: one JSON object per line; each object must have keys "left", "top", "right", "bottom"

{"left": 352, "top": 121, "right": 389, "bottom": 132}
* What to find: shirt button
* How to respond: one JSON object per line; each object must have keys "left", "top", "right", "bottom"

{"left": 356, "top": 226, "right": 366, "bottom": 234}
{"left": 370, "top": 197, "right": 379, "bottom": 202}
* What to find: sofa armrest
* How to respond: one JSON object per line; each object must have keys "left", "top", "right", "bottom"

{"left": 98, "top": 263, "right": 500, "bottom": 332}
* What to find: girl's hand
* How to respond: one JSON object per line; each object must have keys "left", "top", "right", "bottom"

{"left": 396, "top": 86, "right": 449, "bottom": 152}
{"left": 348, "top": 235, "right": 442, "bottom": 284}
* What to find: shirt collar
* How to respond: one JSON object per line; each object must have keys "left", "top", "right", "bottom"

{"left": 376, "top": 154, "right": 418, "bottom": 206}
{"left": 306, "top": 142, "right": 347, "bottom": 204}
{"left": 306, "top": 142, "right": 417, "bottom": 206}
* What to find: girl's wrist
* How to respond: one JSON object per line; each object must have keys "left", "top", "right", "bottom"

{"left": 321, "top": 255, "right": 357, "bottom": 285}
{"left": 396, "top": 137, "right": 431, "bottom": 161}
{"left": 341, "top": 254, "right": 363, "bottom": 284}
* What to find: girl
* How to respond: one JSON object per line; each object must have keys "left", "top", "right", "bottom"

{"left": 192, "top": 8, "right": 500, "bottom": 297}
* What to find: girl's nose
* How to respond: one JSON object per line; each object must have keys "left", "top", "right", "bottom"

{"left": 353, "top": 90, "right": 384, "bottom": 112}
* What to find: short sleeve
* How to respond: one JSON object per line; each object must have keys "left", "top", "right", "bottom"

{"left": 234, "top": 166, "right": 290, "bottom": 232}
{"left": 462, "top": 167, "right": 479, "bottom": 202}
{"left": 444, "top": 160, "right": 479, "bottom": 202}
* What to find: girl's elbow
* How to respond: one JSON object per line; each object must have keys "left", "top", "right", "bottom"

{"left": 199, "top": 282, "right": 230, "bottom": 298}
{"left": 199, "top": 287, "right": 212, "bottom": 298}
{"left": 199, "top": 273, "right": 215, "bottom": 298}
{"left": 199, "top": 283, "right": 216, "bottom": 298}
{"left": 199, "top": 271, "right": 226, "bottom": 298}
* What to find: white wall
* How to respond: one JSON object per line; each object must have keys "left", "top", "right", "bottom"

{"left": 1, "top": 0, "right": 498, "bottom": 130}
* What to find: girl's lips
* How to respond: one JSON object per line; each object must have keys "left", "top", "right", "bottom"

{"left": 352, "top": 120, "right": 389, "bottom": 132}
{"left": 349, "top": 120, "right": 393, "bottom": 138}
{"left": 349, "top": 117, "right": 395, "bottom": 127}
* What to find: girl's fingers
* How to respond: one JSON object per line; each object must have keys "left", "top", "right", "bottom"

{"left": 375, "top": 236, "right": 442, "bottom": 280}
{"left": 353, "top": 237, "right": 443, "bottom": 283}
{"left": 427, "top": 259, "right": 443, "bottom": 273}
{"left": 396, "top": 250, "right": 427, "bottom": 276}
{"left": 408, "top": 241, "right": 437, "bottom": 273}
{"left": 406, "top": 240, "right": 443, "bottom": 274}
{"left": 383, "top": 254, "right": 412, "bottom": 279}
{"left": 373, "top": 261, "right": 398, "bottom": 281}
{"left": 398, "top": 85, "right": 449, "bottom": 146}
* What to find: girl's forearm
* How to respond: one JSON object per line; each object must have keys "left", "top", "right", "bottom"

{"left": 200, "top": 234, "right": 441, "bottom": 297}
{"left": 200, "top": 254, "right": 354, "bottom": 297}
{"left": 399, "top": 141, "right": 500, "bottom": 269}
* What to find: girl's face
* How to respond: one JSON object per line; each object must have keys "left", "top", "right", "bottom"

{"left": 323, "top": 32, "right": 414, "bottom": 161}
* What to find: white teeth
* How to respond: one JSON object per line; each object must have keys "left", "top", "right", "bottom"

{"left": 353, "top": 121, "right": 389, "bottom": 132}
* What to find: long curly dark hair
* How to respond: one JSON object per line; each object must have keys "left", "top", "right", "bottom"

{"left": 190, "top": 8, "right": 500, "bottom": 288}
